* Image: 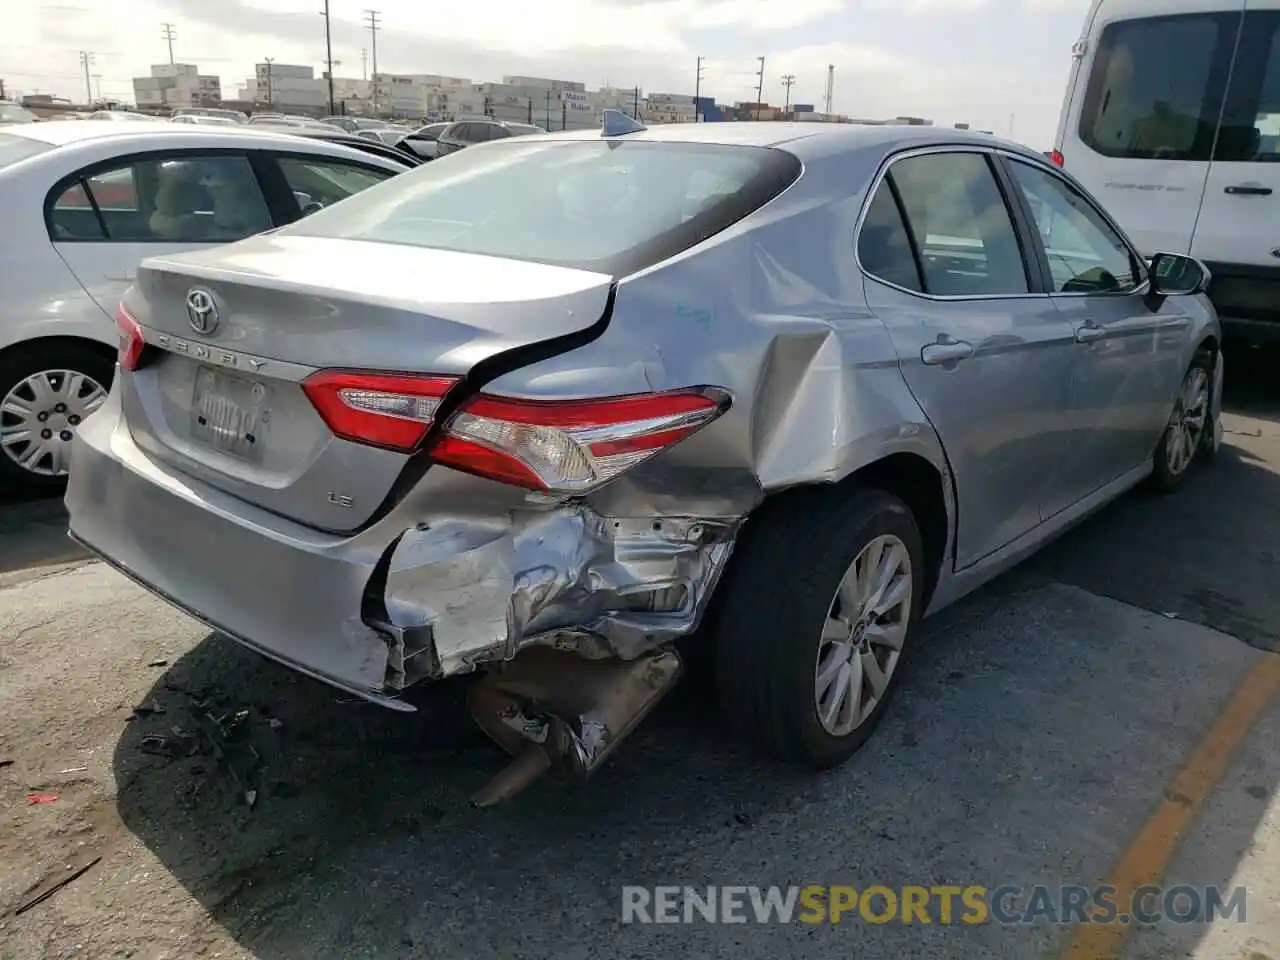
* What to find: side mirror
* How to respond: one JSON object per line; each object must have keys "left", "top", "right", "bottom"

{"left": 1148, "top": 252, "right": 1210, "bottom": 296}
{"left": 300, "top": 201, "right": 324, "bottom": 217}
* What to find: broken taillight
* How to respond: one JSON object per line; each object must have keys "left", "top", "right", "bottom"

{"left": 1049, "top": 149, "right": 1065, "bottom": 167}
{"left": 115, "top": 304, "right": 146, "bottom": 372}
{"left": 302, "top": 370, "right": 460, "bottom": 451}
{"left": 432, "top": 387, "right": 730, "bottom": 494}
{"left": 302, "top": 370, "right": 731, "bottom": 494}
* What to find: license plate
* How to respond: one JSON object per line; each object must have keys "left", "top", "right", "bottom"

{"left": 191, "top": 367, "right": 270, "bottom": 463}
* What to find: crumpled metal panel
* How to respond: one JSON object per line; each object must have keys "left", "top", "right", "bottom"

{"left": 381, "top": 506, "right": 737, "bottom": 678}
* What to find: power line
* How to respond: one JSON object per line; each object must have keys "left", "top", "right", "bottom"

{"left": 78, "top": 50, "right": 94, "bottom": 105}
{"left": 364, "top": 10, "right": 381, "bottom": 113}
{"left": 160, "top": 22, "right": 177, "bottom": 65}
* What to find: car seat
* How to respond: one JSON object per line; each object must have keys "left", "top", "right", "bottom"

{"left": 148, "top": 176, "right": 213, "bottom": 241}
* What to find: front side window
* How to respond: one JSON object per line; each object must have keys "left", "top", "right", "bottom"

{"left": 282, "top": 139, "right": 801, "bottom": 275}
{"left": 47, "top": 154, "right": 272, "bottom": 243}
{"left": 888, "top": 152, "right": 1029, "bottom": 296}
{"left": 277, "top": 157, "right": 393, "bottom": 211}
{"left": 1078, "top": 13, "right": 1232, "bottom": 161}
{"left": 1007, "top": 160, "right": 1144, "bottom": 294}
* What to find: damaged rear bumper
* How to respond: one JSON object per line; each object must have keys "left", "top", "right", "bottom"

{"left": 65, "top": 392, "right": 737, "bottom": 708}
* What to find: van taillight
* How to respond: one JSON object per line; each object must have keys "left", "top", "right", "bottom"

{"left": 1050, "top": 150, "right": 1065, "bottom": 167}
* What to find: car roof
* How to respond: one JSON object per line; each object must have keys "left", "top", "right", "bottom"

{"left": 529, "top": 119, "right": 1039, "bottom": 161}
{"left": 1, "top": 120, "right": 343, "bottom": 149}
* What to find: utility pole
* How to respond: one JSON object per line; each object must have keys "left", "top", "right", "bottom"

{"left": 824, "top": 64, "right": 834, "bottom": 115}
{"left": 263, "top": 57, "right": 274, "bottom": 106}
{"left": 161, "top": 22, "right": 177, "bottom": 64}
{"left": 781, "top": 73, "right": 795, "bottom": 112}
{"left": 754, "top": 56, "right": 765, "bottom": 120}
{"left": 320, "top": 0, "right": 335, "bottom": 114}
{"left": 633, "top": 85, "right": 639, "bottom": 119}
{"left": 694, "top": 56, "right": 704, "bottom": 122}
{"left": 544, "top": 88, "right": 551, "bottom": 128}
{"left": 364, "top": 10, "right": 381, "bottom": 114}
{"left": 361, "top": 49, "right": 367, "bottom": 81}
{"left": 79, "top": 51, "right": 94, "bottom": 106}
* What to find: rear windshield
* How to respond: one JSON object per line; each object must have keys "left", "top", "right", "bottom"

{"left": 0, "top": 133, "right": 50, "bottom": 170}
{"left": 284, "top": 138, "right": 801, "bottom": 275}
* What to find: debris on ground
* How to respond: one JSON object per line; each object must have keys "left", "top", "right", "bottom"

{"left": 58, "top": 767, "right": 87, "bottom": 774}
{"left": 0, "top": 759, "right": 13, "bottom": 769}
{"left": 146, "top": 659, "right": 169, "bottom": 668}
{"left": 131, "top": 699, "right": 167, "bottom": 718}
{"left": 193, "top": 705, "right": 263, "bottom": 810}
{"left": 25, "top": 793, "right": 58, "bottom": 805}
{"left": 139, "top": 733, "right": 199, "bottom": 759}
{"left": 14, "top": 854, "right": 102, "bottom": 915}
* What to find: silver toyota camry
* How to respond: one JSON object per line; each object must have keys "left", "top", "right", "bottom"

{"left": 65, "top": 113, "right": 1223, "bottom": 803}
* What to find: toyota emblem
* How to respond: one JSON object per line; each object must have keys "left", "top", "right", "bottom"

{"left": 186, "top": 288, "right": 219, "bottom": 335}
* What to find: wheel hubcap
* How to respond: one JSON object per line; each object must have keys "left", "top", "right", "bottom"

{"left": 0, "top": 369, "right": 107, "bottom": 477}
{"left": 1165, "top": 367, "right": 1209, "bottom": 477}
{"left": 814, "top": 533, "right": 913, "bottom": 737}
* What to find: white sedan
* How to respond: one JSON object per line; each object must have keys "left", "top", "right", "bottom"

{"left": 0, "top": 121, "right": 409, "bottom": 494}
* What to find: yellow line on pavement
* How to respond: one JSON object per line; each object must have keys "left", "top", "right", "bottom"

{"left": 1060, "top": 652, "right": 1280, "bottom": 960}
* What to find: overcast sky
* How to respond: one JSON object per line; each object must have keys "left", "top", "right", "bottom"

{"left": 4, "top": 0, "right": 1089, "bottom": 147}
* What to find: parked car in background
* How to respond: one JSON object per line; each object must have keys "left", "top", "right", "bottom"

{"left": 0, "top": 120, "right": 407, "bottom": 494}
{"left": 63, "top": 119, "right": 1222, "bottom": 804}
{"left": 397, "top": 122, "right": 449, "bottom": 160}
{"left": 1054, "top": 0, "right": 1280, "bottom": 345}
{"left": 247, "top": 115, "right": 328, "bottom": 129}
{"left": 355, "top": 127, "right": 412, "bottom": 146}
{"left": 171, "top": 106, "right": 247, "bottom": 124}
{"left": 88, "top": 111, "right": 166, "bottom": 122}
{"left": 0, "top": 102, "right": 39, "bottom": 124}
{"left": 433, "top": 118, "right": 545, "bottom": 156}
{"left": 322, "top": 117, "right": 400, "bottom": 135}
{"left": 171, "top": 114, "right": 239, "bottom": 126}
{"left": 242, "top": 122, "right": 422, "bottom": 166}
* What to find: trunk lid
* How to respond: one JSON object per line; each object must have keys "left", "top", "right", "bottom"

{"left": 121, "top": 235, "right": 612, "bottom": 531}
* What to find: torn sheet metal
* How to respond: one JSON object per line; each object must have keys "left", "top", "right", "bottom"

{"left": 377, "top": 508, "right": 736, "bottom": 684}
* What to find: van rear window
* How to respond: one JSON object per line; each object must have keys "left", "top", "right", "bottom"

{"left": 283, "top": 138, "right": 801, "bottom": 276}
{"left": 1077, "top": 12, "right": 1234, "bottom": 162}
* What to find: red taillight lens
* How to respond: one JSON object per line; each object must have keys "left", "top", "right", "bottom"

{"left": 115, "top": 304, "right": 146, "bottom": 372}
{"left": 302, "top": 370, "right": 461, "bottom": 451}
{"left": 1049, "top": 149, "right": 1065, "bottom": 167}
{"left": 432, "top": 388, "right": 730, "bottom": 493}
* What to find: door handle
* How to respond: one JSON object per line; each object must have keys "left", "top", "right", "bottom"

{"left": 1224, "top": 184, "right": 1273, "bottom": 196}
{"left": 1075, "top": 321, "right": 1107, "bottom": 344}
{"left": 921, "top": 340, "right": 975, "bottom": 365}
{"left": 106, "top": 273, "right": 135, "bottom": 283}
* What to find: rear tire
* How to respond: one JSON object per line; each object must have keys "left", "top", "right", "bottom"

{"left": 709, "top": 486, "right": 925, "bottom": 769}
{"left": 0, "top": 342, "right": 115, "bottom": 497}
{"left": 1146, "top": 352, "right": 1214, "bottom": 495}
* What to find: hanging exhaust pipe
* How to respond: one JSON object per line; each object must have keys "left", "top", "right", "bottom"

{"left": 466, "top": 645, "right": 683, "bottom": 807}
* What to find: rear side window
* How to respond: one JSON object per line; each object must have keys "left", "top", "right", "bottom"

{"left": 857, "top": 181, "right": 923, "bottom": 292}
{"left": 284, "top": 139, "right": 802, "bottom": 275}
{"left": 885, "top": 152, "right": 1029, "bottom": 297}
{"left": 48, "top": 155, "right": 272, "bottom": 243}
{"left": 1077, "top": 13, "right": 1236, "bottom": 161}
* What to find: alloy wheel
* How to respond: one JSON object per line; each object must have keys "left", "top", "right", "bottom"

{"left": 1165, "top": 366, "right": 1209, "bottom": 478}
{"left": 814, "top": 533, "right": 913, "bottom": 737}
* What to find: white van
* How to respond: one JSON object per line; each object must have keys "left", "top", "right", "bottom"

{"left": 1054, "top": 0, "right": 1280, "bottom": 343}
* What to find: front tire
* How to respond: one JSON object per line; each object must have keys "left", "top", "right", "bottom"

{"left": 1147, "top": 352, "right": 1214, "bottom": 494}
{"left": 710, "top": 487, "right": 925, "bottom": 769}
{"left": 0, "top": 343, "right": 114, "bottom": 496}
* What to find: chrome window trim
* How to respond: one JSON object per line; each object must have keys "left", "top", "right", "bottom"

{"left": 853, "top": 142, "right": 1151, "bottom": 303}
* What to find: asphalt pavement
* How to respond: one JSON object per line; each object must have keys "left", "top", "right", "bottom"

{"left": 0, "top": 345, "right": 1276, "bottom": 960}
